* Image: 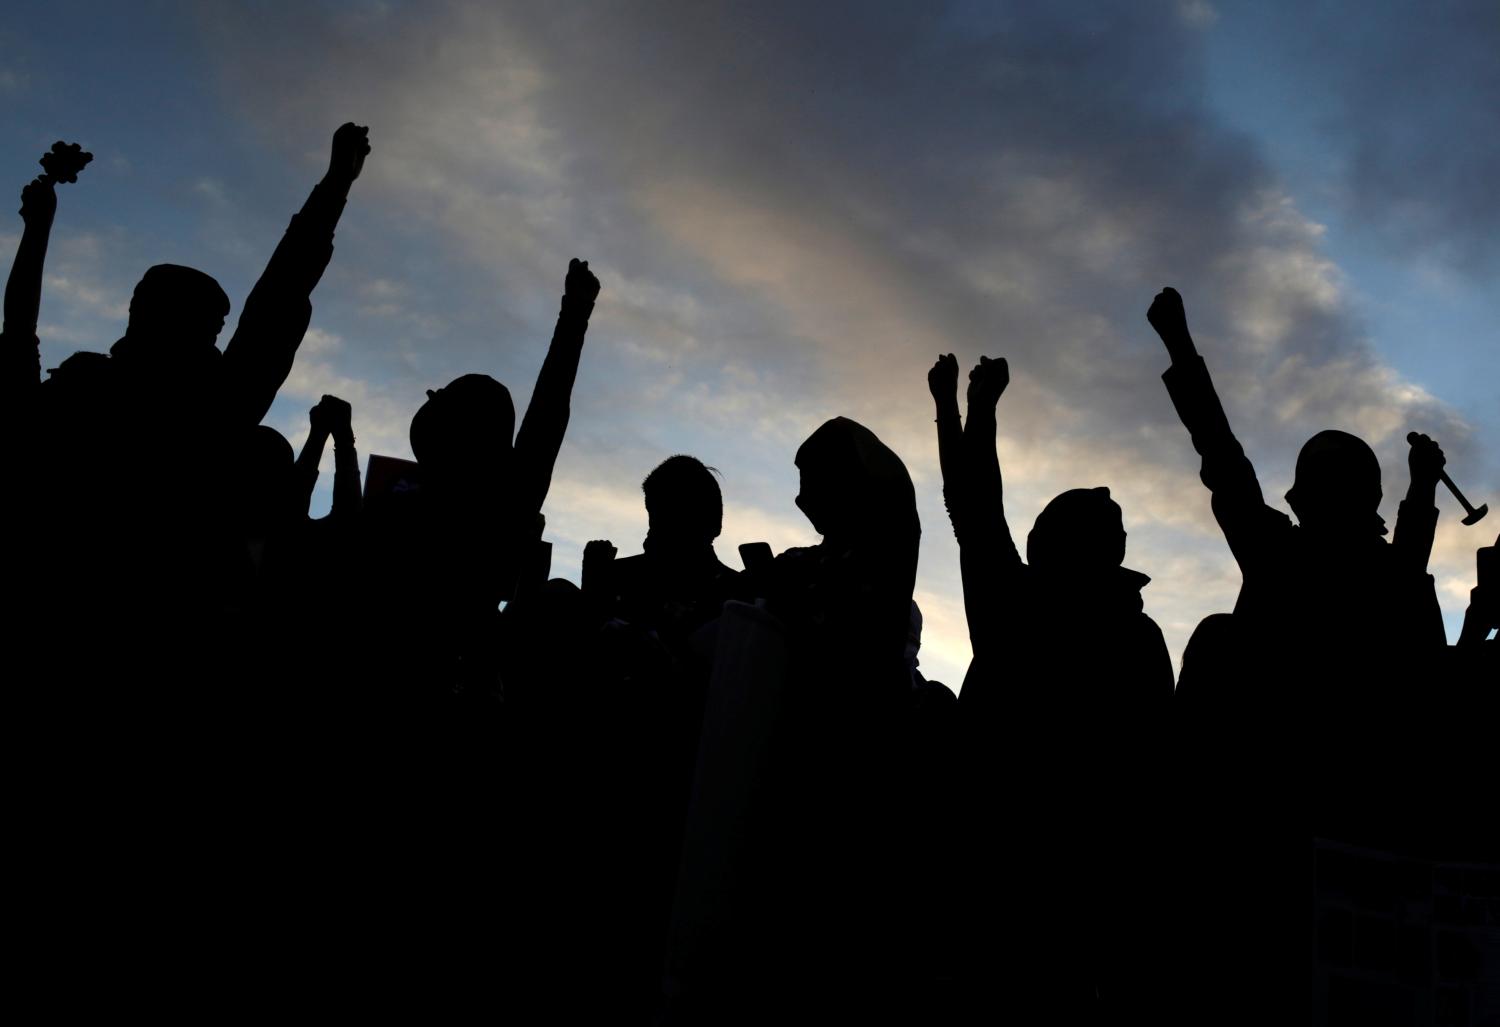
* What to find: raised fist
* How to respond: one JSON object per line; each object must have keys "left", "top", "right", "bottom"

{"left": 564, "top": 258, "right": 601, "bottom": 307}
{"left": 39, "top": 141, "right": 92, "bottom": 185}
{"left": 582, "top": 538, "right": 617, "bottom": 594}
{"left": 310, "top": 394, "right": 354, "bottom": 439}
{"left": 19, "top": 178, "right": 56, "bottom": 225}
{"left": 928, "top": 353, "right": 959, "bottom": 403}
{"left": 1147, "top": 287, "right": 1189, "bottom": 342}
{"left": 967, "top": 355, "right": 1010, "bottom": 409}
{"left": 1406, "top": 431, "right": 1447, "bottom": 489}
{"left": 328, "top": 123, "right": 371, "bottom": 183}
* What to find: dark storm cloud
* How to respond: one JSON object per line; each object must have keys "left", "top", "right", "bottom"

{"left": 186, "top": 0, "right": 1484, "bottom": 678}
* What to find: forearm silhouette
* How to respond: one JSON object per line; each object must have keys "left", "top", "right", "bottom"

{"left": 1394, "top": 432, "right": 1443, "bottom": 574}
{"left": 928, "top": 353, "right": 965, "bottom": 541}
{"left": 331, "top": 414, "right": 362, "bottom": 522}
{"left": 512, "top": 258, "right": 601, "bottom": 520}
{"left": 294, "top": 407, "right": 331, "bottom": 517}
{"left": 221, "top": 123, "right": 370, "bottom": 427}
{"left": 1, "top": 143, "right": 91, "bottom": 400}
{"left": 960, "top": 356, "right": 1024, "bottom": 657}
{"left": 1150, "top": 287, "right": 1283, "bottom": 570}
{"left": 295, "top": 394, "right": 360, "bottom": 521}
{"left": 930, "top": 352, "right": 1020, "bottom": 657}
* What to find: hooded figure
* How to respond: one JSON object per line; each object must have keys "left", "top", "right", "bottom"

{"left": 110, "top": 264, "right": 231, "bottom": 368}
{"left": 775, "top": 415, "right": 922, "bottom": 678}
{"left": 928, "top": 353, "right": 1171, "bottom": 1018}
{"left": 925, "top": 354, "right": 1173, "bottom": 716}
{"left": 680, "top": 416, "right": 921, "bottom": 1020}
{"left": 1016, "top": 485, "right": 1171, "bottom": 698}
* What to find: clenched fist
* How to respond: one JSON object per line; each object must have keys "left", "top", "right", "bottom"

{"left": 582, "top": 538, "right": 617, "bottom": 595}
{"left": 564, "top": 258, "right": 601, "bottom": 308}
{"left": 1147, "top": 287, "right": 1188, "bottom": 341}
{"left": 928, "top": 353, "right": 959, "bottom": 404}
{"left": 19, "top": 178, "right": 56, "bottom": 225}
{"left": 1406, "top": 432, "right": 1447, "bottom": 490}
{"left": 967, "top": 355, "right": 1010, "bottom": 409}
{"left": 310, "top": 394, "right": 354, "bottom": 442}
{"left": 327, "top": 123, "right": 371, "bottom": 184}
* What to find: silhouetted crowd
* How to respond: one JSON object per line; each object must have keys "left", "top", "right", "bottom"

{"left": 5, "top": 129, "right": 1495, "bottom": 1024}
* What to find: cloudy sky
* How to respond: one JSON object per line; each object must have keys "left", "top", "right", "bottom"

{"left": 3, "top": 0, "right": 1496, "bottom": 687}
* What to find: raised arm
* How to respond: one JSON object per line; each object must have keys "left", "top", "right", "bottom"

{"left": 293, "top": 399, "right": 332, "bottom": 517}
{"left": 2, "top": 143, "right": 92, "bottom": 400}
{"left": 221, "top": 123, "right": 370, "bottom": 427}
{"left": 512, "top": 258, "right": 600, "bottom": 519}
{"left": 928, "top": 353, "right": 965, "bottom": 541}
{"left": 960, "top": 356, "right": 1020, "bottom": 568}
{"left": 953, "top": 356, "right": 1021, "bottom": 656}
{"left": 1394, "top": 432, "right": 1443, "bottom": 574}
{"left": 326, "top": 396, "right": 362, "bottom": 522}
{"left": 1148, "top": 287, "right": 1276, "bottom": 566}
{"left": 295, "top": 394, "right": 361, "bottom": 521}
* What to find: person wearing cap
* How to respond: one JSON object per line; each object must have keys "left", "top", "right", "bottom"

{"left": 2, "top": 123, "right": 372, "bottom": 673}
{"left": 1, "top": 127, "right": 375, "bottom": 999}
{"left": 1145, "top": 286, "right": 1446, "bottom": 696}
{"left": 346, "top": 256, "right": 600, "bottom": 718}
{"left": 1146, "top": 286, "right": 1451, "bottom": 1023}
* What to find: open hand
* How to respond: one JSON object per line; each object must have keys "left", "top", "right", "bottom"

{"left": 328, "top": 123, "right": 371, "bottom": 183}
{"left": 928, "top": 353, "right": 959, "bottom": 404}
{"left": 967, "top": 355, "right": 1010, "bottom": 409}
{"left": 565, "top": 258, "right": 601, "bottom": 307}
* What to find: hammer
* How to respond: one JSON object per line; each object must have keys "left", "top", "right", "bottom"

{"left": 1408, "top": 432, "right": 1489, "bottom": 526}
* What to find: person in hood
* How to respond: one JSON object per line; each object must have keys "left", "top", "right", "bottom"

{"left": 927, "top": 352, "right": 1172, "bottom": 714}
{"left": 928, "top": 351, "right": 1171, "bottom": 1020}
{"left": 771, "top": 414, "right": 922, "bottom": 681}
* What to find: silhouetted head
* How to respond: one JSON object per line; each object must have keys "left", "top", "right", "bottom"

{"left": 905, "top": 600, "right": 923, "bottom": 674}
{"left": 1026, "top": 487, "right": 1126, "bottom": 575}
{"left": 642, "top": 455, "right": 723, "bottom": 554}
{"left": 794, "top": 417, "right": 918, "bottom": 546}
{"left": 409, "top": 374, "right": 515, "bottom": 487}
{"left": 114, "top": 264, "right": 230, "bottom": 366}
{"left": 230, "top": 425, "right": 299, "bottom": 534}
{"left": 1285, "top": 429, "right": 1384, "bottom": 536}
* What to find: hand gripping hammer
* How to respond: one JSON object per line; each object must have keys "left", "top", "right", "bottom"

{"left": 1409, "top": 432, "right": 1489, "bottom": 526}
